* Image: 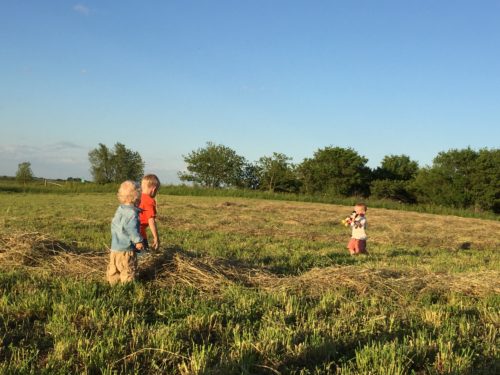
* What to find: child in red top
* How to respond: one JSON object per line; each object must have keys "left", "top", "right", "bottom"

{"left": 139, "top": 174, "right": 161, "bottom": 250}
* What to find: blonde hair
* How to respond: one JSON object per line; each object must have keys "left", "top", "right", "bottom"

{"left": 117, "top": 180, "right": 141, "bottom": 204}
{"left": 141, "top": 174, "right": 161, "bottom": 189}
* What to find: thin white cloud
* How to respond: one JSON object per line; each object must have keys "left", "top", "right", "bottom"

{"left": 73, "top": 4, "right": 90, "bottom": 16}
{"left": 0, "top": 143, "right": 91, "bottom": 179}
{"left": 0, "top": 142, "right": 87, "bottom": 165}
{"left": 52, "top": 141, "right": 86, "bottom": 151}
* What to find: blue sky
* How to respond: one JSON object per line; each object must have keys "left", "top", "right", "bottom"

{"left": 1, "top": 1, "right": 499, "bottom": 183}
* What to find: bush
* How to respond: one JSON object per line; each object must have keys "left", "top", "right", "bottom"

{"left": 370, "top": 180, "right": 416, "bottom": 203}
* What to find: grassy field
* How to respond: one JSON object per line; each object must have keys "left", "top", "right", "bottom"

{"left": 1, "top": 178, "right": 497, "bottom": 220}
{"left": 0, "top": 192, "right": 499, "bottom": 374}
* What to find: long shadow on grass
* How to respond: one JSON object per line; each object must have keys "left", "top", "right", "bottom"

{"left": 386, "top": 248, "right": 424, "bottom": 257}
{"left": 213, "top": 327, "right": 427, "bottom": 375}
{"left": 274, "top": 320, "right": 496, "bottom": 374}
{"left": 272, "top": 326, "right": 437, "bottom": 374}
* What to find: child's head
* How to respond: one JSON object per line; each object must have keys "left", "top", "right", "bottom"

{"left": 117, "top": 180, "right": 141, "bottom": 205}
{"left": 354, "top": 202, "right": 367, "bottom": 215}
{"left": 141, "top": 174, "right": 161, "bottom": 197}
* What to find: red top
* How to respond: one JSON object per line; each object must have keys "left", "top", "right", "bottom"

{"left": 139, "top": 193, "right": 157, "bottom": 238}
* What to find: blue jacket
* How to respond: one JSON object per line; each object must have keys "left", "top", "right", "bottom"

{"left": 110, "top": 204, "right": 143, "bottom": 251}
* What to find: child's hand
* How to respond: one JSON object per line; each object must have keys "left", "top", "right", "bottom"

{"left": 135, "top": 242, "right": 144, "bottom": 251}
{"left": 151, "top": 239, "right": 159, "bottom": 250}
{"left": 341, "top": 218, "right": 350, "bottom": 227}
{"left": 341, "top": 211, "right": 357, "bottom": 227}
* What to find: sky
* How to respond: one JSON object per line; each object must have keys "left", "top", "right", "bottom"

{"left": 1, "top": 0, "right": 499, "bottom": 183}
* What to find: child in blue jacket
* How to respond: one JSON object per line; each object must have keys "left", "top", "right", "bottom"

{"left": 106, "top": 180, "right": 144, "bottom": 284}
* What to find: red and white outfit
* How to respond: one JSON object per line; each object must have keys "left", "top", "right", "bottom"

{"left": 347, "top": 214, "right": 368, "bottom": 254}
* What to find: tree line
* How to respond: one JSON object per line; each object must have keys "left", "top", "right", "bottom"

{"left": 78, "top": 141, "right": 498, "bottom": 213}
{"left": 13, "top": 142, "right": 499, "bottom": 213}
{"left": 177, "top": 142, "right": 499, "bottom": 213}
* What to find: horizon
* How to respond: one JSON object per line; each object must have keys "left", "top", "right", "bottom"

{"left": 0, "top": 143, "right": 497, "bottom": 183}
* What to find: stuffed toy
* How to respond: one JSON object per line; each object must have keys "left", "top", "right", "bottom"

{"left": 341, "top": 211, "right": 357, "bottom": 227}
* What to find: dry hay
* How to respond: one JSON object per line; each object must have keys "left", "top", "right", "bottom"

{"left": 0, "top": 231, "right": 106, "bottom": 279}
{"left": 259, "top": 266, "right": 500, "bottom": 299}
{"left": 140, "top": 250, "right": 267, "bottom": 292}
{"left": 0, "top": 231, "right": 265, "bottom": 290}
{"left": 1, "top": 232, "right": 498, "bottom": 298}
{"left": 215, "top": 201, "right": 248, "bottom": 209}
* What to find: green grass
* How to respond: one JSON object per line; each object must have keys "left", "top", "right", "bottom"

{"left": 1, "top": 271, "right": 498, "bottom": 374}
{"left": 0, "top": 192, "right": 499, "bottom": 374}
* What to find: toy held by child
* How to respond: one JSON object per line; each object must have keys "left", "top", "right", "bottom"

{"left": 345, "top": 203, "right": 368, "bottom": 255}
{"left": 106, "top": 180, "right": 144, "bottom": 285}
{"left": 341, "top": 211, "right": 357, "bottom": 227}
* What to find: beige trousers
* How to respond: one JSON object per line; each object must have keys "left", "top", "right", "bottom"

{"left": 106, "top": 250, "right": 137, "bottom": 285}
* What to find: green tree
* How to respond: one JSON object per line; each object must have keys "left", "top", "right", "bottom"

{"left": 178, "top": 142, "right": 246, "bottom": 188}
{"left": 88, "top": 144, "right": 114, "bottom": 184}
{"left": 112, "top": 143, "right": 145, "bottom": 183}
{"left": 370, "top": 155, "right": 419, "bottom": 203}
{"left": 370, "top": 180, "right": 416, "bottom": 203}
{"left": 16, "top": 162, "right": 34, "bottom": 185}
{"left": 239, "top": 162, "right": 261, "bottom": 190}
{"left": 412, "top": 148, "right": 479, "bottom": 209}
{"left": 374, "top": 155, "right": 419, "bottom": 181}
{"left": 470, "top": 148, "right": 500, "bottom": 212}
{"left": 256, "top": 152, "right": 299, "bottom": 193}
{"left": 88, "top": 143, "right": 144, "bottom": 184}
{"left": 298, "top": 146, "right": 370, "bottom": 196}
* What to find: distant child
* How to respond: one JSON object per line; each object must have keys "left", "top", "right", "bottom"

{"left": 106, "top": 180, "right": 144, "bottom": 285}
{"left": 139, "top": 174, "right": 161, "bottom": 250}
{"left": 344, "top": 203, "right": 368, "bottom": 255}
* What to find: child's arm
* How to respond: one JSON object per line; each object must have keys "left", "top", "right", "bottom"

{"left": 148, "top": 217, "right": 160, "bottom": 250}
{"left": 124, "top": 215, "right": 143, "bottom": 250}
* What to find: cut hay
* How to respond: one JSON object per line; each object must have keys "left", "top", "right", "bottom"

{"left": 0, "top": 231, "right": 106, "bottom": 279}
{"left": 139, "top": 250, "right": 268, "bottom": 292}
{"left": 1, "top": 232, "right": 498, "bottom": 298}
{"left": 258, "top": 266, "right": 500, "bottom": 298}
